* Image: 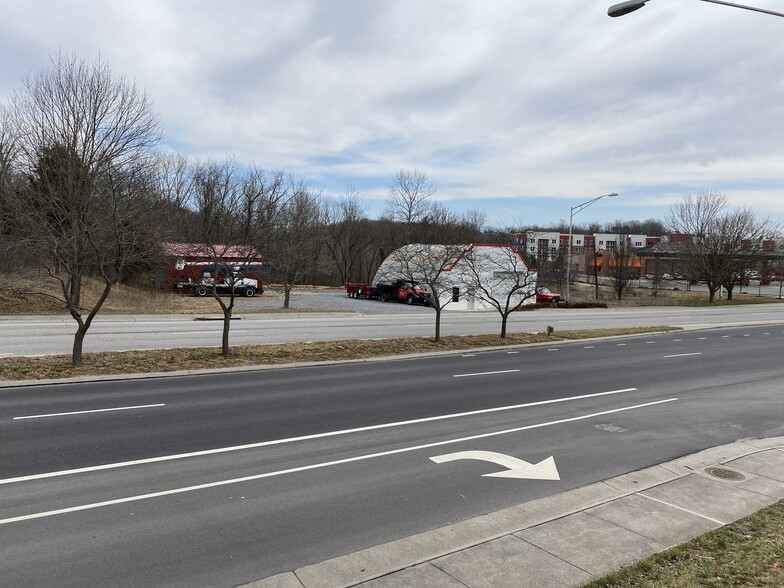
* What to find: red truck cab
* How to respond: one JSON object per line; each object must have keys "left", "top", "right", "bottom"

{"left": 536, "top": 287, "right": 562, "bottom": 304}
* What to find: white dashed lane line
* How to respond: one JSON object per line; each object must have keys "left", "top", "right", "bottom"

{"left": 663, "top": 352, "right": 702, "bottom": 359}
{"left": 14, "top": 404, "right": 166, "bottom": 421}
{"left": 453, "top": 369, "right": 520, "bottom": 378}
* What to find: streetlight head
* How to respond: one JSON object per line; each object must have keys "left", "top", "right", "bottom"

{"left": 607, "top": 192, "right": 619, "bottom": 197}
{"left": 608, "top": 0, "right": 648, "bottom": 17}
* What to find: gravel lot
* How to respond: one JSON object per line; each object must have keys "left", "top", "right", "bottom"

{"left": 233, "top": 287, "right": 436, "bottom": 315}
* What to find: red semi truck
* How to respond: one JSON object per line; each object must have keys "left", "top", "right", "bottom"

{"left": 347, "top": 280, "right": 431, "bottom": 305}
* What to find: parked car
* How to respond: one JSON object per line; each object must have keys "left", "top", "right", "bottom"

{"left": 536, "top": 287, "right": 562, "bottom": 304}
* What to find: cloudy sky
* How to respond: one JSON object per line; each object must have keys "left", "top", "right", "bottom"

{"left": 1, "top": 0, "right": 783, "bottom": 228}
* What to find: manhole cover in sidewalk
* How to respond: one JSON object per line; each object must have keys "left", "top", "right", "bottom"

{"left": 705, "top": 467, "right": 746, "bottom": 481}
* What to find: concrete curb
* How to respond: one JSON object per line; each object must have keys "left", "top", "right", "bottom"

{"left": 240, "top": 437, "right": 784, "bottom": 588}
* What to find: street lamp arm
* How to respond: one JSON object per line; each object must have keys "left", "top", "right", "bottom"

{"left": 565, "top": 192, "right": 619, "bottom": 303}
{"left": 570, "top": 193, "right": 618, "bottom": 216}
{"left": 702, "top": 0, "right": 784, "bottom": 18}
{"left": 609, "top": 0, "right": 784, "bottom": 18}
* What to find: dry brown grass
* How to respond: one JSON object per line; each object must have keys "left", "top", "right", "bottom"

{"left": 0, "top": 273, "right": 225, "bottom": 314}
{"left": 567, "top": 283, "right": 781, "bottom": 307}
{"left": 0, "top": 326, "right": 677, "bottom": 381}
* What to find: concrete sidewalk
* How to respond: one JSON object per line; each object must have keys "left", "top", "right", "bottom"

{"left": 242, "top": 437, "right": 784, "bottom": 588}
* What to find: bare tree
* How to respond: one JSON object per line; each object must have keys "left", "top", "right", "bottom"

{"left": 268, "top": 182, "right": 322, "bottom": 308}
{"left": 321, "top": 188, "right": 378, "bottom": 285}
{"left": 6, "top": 53, "right": 162, "bottom": 365}
{"left": 384, "top": 169, "right": 435, "bottom": 240}
{"left": 374, "top": 242, "right": 465, "bottom": 341}
{"left": 185, "top": 159, "right": 251, "bottom": 355}
{"left": 0, "top": 105, "right": 21, "bottom": 258}
{"left": 608, "top": 236, "right": 636, "bottom": 300}
{"left": 461, "top": 245, "right": 537, "bottom": 337}
{"left": 667, "top": 192, "right": 774, "bottom": 302}
{"left": 164, "top": 158, "right": 291, "bottom": 355}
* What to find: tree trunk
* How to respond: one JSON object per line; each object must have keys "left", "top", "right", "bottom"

{"left": 500, "top": 314, "right": 508, "bottom": 338}
{"left": 434, "top": 307, "right": 441, "bottom": 342}
{"left": 72, "top": 324, "right": 87, "bottom": 366}
{"left": 283, "top": 285, "right": 291, "bottom": 309}
{"left": 70, "top": 273, "right": 82, "bottom": 309}
{"left": 222, "top": 311, "right": 232, "bottom": 356}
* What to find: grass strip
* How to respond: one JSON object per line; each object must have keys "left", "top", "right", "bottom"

{"left": 0, "top": 326, "right": 676, "bottom": 381}
{"left": 586, "top": 500, "right": 783, "bottom": 587}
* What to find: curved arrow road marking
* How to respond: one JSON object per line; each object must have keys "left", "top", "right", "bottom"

{"left": 430, "top": 451, "right": 560, "bottom": 480}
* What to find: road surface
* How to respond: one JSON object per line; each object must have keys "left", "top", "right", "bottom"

{"left": 2, "top": 324, "right": 783, "bottom": 586}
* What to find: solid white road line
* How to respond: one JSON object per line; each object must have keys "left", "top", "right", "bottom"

{"left": 13, "top": 404, "right": 166, "bottom": 420}
{"left": 0, "top": 397, "right": 677, "bottom": 526}
{"left": 0, "top": 387, "right": 639, "bottom": 486}
{"left": 453, "top": 369, "right": 519, "bottom": 378}
{"left": 663, "top": 352, "right": 702, "bottom": 359}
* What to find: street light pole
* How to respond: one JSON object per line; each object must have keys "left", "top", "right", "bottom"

{"left": 609, "top": 0, "right": 784, "bottom": 18}
{"left": 565, "top": 193, "right": 619, "bottom": 303}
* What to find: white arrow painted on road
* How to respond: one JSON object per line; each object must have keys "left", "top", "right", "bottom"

{"left": 430, "top": 450, "right": 560, "bottom": 480}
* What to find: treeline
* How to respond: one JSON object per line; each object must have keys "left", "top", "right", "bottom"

{"left": 530, "top": 218, "right": 666, "bottom": 236}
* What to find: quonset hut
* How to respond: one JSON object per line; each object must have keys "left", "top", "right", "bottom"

{"left": 372, "top": 243, "right": 537, "bottom": 311}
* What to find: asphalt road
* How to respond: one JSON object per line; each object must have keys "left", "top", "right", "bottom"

{"left": 2, "top": 325, "right": 783, "bottom": 586}
{"left": 2, "top": 292, "right": 784, "bottom": 355}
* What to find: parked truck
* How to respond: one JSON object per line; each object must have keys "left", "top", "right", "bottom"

{"left": 176, "top": 268, "right": 262, "bottom": 297}
{"left": 535, "top": 287, "right": 562, "bottom": 304}
{"left": 346, "top": 280, "right": 431, "bottom": 306}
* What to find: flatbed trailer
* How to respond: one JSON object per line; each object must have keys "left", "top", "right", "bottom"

{"left": 346, "top": 281, "right": 431, "bottom": 305}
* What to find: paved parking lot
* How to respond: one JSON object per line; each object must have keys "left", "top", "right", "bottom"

{"left": 234, "top": 287, "right": 435, "bottom": 315}
{"left": 235, "top": 281, "right": 784, "bottom": 315}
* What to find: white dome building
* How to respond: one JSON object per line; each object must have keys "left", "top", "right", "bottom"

{"left": 373, "top": 243, "right": 537, "bottom": 311}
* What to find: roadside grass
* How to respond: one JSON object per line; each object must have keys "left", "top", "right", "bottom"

{"left": 586, "top": 500, "right": 784, "bottom": 588}
{"left": 0, "top": 326, "right": 677, "bottom": 381}
{"left": 568, "top": 283, "right": 783, "bottom": 306}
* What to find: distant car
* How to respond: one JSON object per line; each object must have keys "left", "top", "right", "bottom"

{"left": 736, "top": 276, "right": 750, "bottom": 286}
{"left": 536, "top": 287, "right": 562, "bottom": 304}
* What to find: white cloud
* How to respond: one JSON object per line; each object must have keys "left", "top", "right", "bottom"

{"left": 1, "top": 0, "right": 782, "bottom": 225}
